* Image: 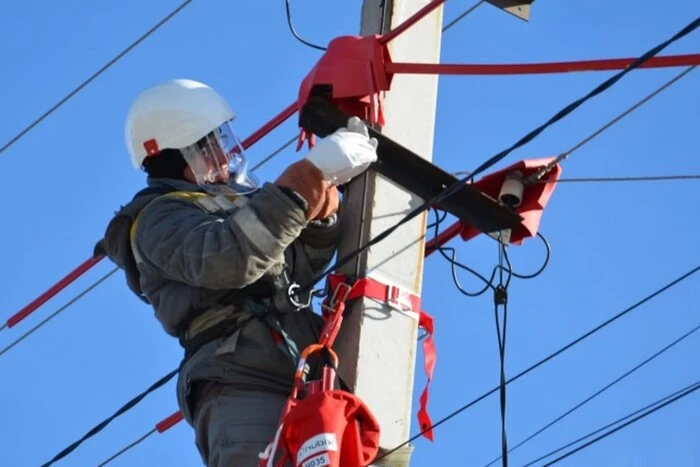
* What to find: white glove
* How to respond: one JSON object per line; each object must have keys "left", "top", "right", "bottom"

{"left": 304, "top": 116, "right": 379, "bottom": 185}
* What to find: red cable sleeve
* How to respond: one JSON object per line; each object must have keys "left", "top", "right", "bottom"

{"left": 155, "top": 411, "right": 184, "bottom": 433}
{"left": 239, "top": 101, "right": 299, "bottom": 150}
{"left": 387, "top": 53, "right": 700, "bottom": 76}
{"left": 7, "top": 255, "right": 104, "bottom": 328}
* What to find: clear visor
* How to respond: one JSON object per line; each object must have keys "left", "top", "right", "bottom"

{"left": 180, "top": 120, "right": 259, "bottom": 196}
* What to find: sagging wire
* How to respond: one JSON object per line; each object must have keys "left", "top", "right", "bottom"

{"left": 484, "top": 323, "right": 700, "bottom": 467}
{"left": 0, "top": 0, "right": 195, "bottom": 157}
{"left": 532, "top": 379, "right": 700, "bottom": 467}
{"left": 284, "top": 0, "right": 327, "bottom": 51}
{"left": 369, "top": 264, "right": 700, "bottom": 465}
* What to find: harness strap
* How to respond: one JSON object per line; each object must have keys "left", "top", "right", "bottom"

{"left": 326, "top": 273, "right": 437, "bottom": 441}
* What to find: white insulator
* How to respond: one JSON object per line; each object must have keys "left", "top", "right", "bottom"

{"left": 499, "top": 171, "right": 524, "bottom": 208}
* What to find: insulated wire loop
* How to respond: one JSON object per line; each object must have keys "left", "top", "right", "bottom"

{"left": 429, "top": 210, "right": 550, "bottom": 296}
{"left": 539, "top": 380, "right": 700, "bottom": 467}
{"left": 529, "top": 65, "right": 697, "bottom": 182}
{"left": 303, "top": 16, "right": 700, "bottom": 296}
{"left": 483, "top": 323, "right": 700, "bottom": 467}
{"left": 40, "top": 369, "right": 178, "bottom": 467}
{"left": 369, "top": 264, "right": 700, "bottom": 465}
{"left": 0, "top": 0, "right": 195, "bottom": 156}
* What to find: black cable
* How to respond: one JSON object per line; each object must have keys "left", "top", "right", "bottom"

{"left": 494, "top": 243, "right": 511, "bottom": 467}
{"left": 284, "top": 0, "right": 327, "bottom": 51}
{"left": 40, "top": 369, "right": 178, "bottom": 466}
{"left": 0, "top": 0, "right": 195, "bottom": 156}
{"left": 485, "top": 323, "right": 700, "bottom": 467}
{"left": 430, "top": 208, "right": 496, "bottom": 297}
{"left": 301, "top": 16, "right": 700, "bottom": 297}
{"left": 428, "top": 210, "right": 549, "bottom": 296}
{"left": 520, "top": 379, "right": 700, "bottom": 466}
{"left": 368, "top": 264, "right": 700, "bottom": 465}
{"left": 502, "top": 233, "right": 550, "bottom": 280}
{"left": 540, "top": 380, "right": 700, "bottom": 466}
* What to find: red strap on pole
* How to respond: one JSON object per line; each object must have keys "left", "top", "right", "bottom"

{"left": 326, "top": 274, "right": 436, "bottom": 441}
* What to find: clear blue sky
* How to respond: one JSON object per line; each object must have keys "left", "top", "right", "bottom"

{"left": 1, "top": 1, "right": 699, "bottom": 466}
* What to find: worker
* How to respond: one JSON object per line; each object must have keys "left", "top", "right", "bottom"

{"left": 101, "top": 78, "right": 378, "bottom": 466}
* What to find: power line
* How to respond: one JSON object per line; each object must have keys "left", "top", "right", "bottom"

{"left": 443, "top": 1, "right": 485, "bottom": 32}
{"left": 539, "top": 380, "right": 700, "bottom": 466}
{"left": 521, "top": 381, "right": 700, "bottom": 467}
{"left": 0, "top": 0, "right": 195, "bottom": 157}
{"left": 284, "top": 0, "right": 326, "bottom": 50}
{"left": 96, "top": 429, "right": 156, "bottom": 467}
{"left": 284, "top": 0, "right": 485, "bottom": 51}
{"left": 537, "top": 174, "right": 700, "bottom": 184}
{"left": 40, "top": 369, "right": 178, "bottom": 467}
{"left": 370, "top": 263, "right": 700, "bottom": 464}
{"left": 303, "top": 16, "right": 700, "bottom": 295}
{"left": 250, "top": 135, "right": 297, "bottom": 171}
{"left": 468, "top": 16, "right": 700, "bottom": 182}
{"left": 0, "top": 268, "right": 118, "bottom": 360}
{"left": 530, "top": 65, "right": 697, "bottom": 182}
{"left": 483, "top": 323, "right": 700, "bottom": 467}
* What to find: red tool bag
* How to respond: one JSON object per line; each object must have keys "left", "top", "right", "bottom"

{"left": 259, "top": 342, "right": 381, "bottom": 467}
{"left": 281, "top": 386, "right": 381, "bottom": 467}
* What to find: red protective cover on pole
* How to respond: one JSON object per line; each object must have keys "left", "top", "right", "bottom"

{"left": 281, "top": 390, "right": 381, "bottom": 467}
{"left": 297, "top": 35, "right": 393, "bottom": 149}
{"left": 460, "top": 158, "right": 562, "bottom": 245}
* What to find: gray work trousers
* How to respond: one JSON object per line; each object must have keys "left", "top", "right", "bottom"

{"left": 192, "top": 380, "right": 291, "bottom": 467}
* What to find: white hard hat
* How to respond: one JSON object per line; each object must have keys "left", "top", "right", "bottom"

{"left": 125, "top": 78, "right": 258, "bottom": 195}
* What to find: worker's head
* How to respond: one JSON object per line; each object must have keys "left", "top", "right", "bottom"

{"left": 125, "top": 78, "right": 258, "bottom": 195}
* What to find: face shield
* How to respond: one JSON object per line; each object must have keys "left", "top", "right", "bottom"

{"left": 179, "top": 120, "right": 259, "bottom": 196}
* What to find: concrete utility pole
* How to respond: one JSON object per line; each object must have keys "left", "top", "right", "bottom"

{"left": 333, "top": 1, "right": 444, "bottom": 465}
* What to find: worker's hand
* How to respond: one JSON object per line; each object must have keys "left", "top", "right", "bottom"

{"left": 304, "top": 116, "right": 378, "bottom": 185}
{"left": 313, "top": 185, "right": 340, "bottom": 220}
{"left": 275, "top": 159, "right": 330, "bottom": 220}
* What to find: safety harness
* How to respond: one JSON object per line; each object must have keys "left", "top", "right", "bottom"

{"left": 259, "top": 275, "right": 437, "bottom": 467}
{"left": 127, "top": 189, "right": 302, "bottom": 363}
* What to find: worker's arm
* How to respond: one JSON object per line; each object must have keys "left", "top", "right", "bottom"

{"left": 133, "top": 182, "right": 309, "bottom": 290}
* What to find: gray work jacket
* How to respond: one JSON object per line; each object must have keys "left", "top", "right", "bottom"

{"left": 102, "top": 177, "right": 341, "bottom": 424}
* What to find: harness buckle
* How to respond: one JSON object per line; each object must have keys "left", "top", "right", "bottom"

{"left": 386, "top": 284, "right": 414, "bottom": 312}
